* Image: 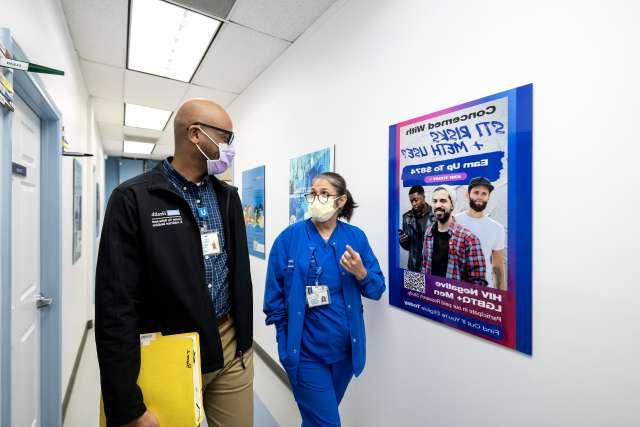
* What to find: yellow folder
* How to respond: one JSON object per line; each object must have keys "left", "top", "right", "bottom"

{"left": 100, "top": 332, "right": 204, "bottom": 427}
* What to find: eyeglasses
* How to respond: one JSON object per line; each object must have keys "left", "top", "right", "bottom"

{"left": 192, "top": 122, "right": 234, "bottom": 145}
{"left": 304, "top": 192, "right": 341, "bottom": 204}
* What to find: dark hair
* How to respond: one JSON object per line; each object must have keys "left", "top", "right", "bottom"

{"left": 432, "top": 186, "right": 453, "bottom": 205}
{"left": 409, "top": 185, "right": 425, "bottom": 196}
{"left": 313, "top": 172, "right": 358, "bottom": 221}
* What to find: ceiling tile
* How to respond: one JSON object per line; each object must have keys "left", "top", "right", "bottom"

{"left": 102, "top": 138, "right": 124, "bottom": 152}
{"left": 98, "top": 123, "right": 124, "bottom": 141}
{"left": 151, "top": 143, "right": 174, "bottom": 159}
{"left": 169, "top": 0, "right": 236, "bottom": 20}
{"left": 124, "top": 126, "right": 164, "bottom": 140}
{"left": 82, "top": 61, "right": 124, "bottom": 101}
{"left": 124, "top": 70, "right": 190, "bottom": 111}
{"left": 229, "top": 0, "right": 336, "bottom": 42}
{"left": 165, "top": 116, "right": 175, "bottom": 135}
{"left": 61, "top": 0, "right": 128, "bottom": 67}
{"left": 156, "top": 133, "right": 175, "bottom": 147}
{"left": 92, "top": 97, "right": 124, "bottom": 124}
{"left": 192, "top": 23, "right": 290, "bottom": 93}
{"left": 157, "top": 121, "right": 175, "bottom": 146}
{"left": 181, "top": 85, "right": 238, "bottom": 108}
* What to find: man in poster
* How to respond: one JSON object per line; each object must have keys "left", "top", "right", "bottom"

{"left": 421, "top": 187, "right": 487, "bottom": 286}
{"left": 455, "top": 177, "right": 507, "bottom": 290}
{"left": 400, "top": 185, "right": 434, "bottom": 272}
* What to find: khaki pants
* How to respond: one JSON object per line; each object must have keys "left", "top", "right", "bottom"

{"left": 202, "top": 319, "right": 254, "bottom": 427}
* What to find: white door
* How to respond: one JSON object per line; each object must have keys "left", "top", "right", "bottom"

{"left": 11, "top": 94, "right": 42, "bottom": 427}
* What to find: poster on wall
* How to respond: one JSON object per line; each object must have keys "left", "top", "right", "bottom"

{"left": 96, "top": 182, "right": 101, "bottom": 237}
{"left": 388, "top": 84, "right": 532, "bottom": 354}
{"left": 242, "top": 166, "right": 266, "bottom": 259}
{"left": 72, "top": 158, "right": 82, "bottom": 264}
{"left": 288, "top": 146, "right": 334, "bottom": 224}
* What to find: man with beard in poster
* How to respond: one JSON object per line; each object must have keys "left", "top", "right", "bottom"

{"left": 400, "top": 185, "right": 434, "bottom": 272}
{"left": 421, "top": 186, "right": 487, "bottom": 286}
{"left": 455, "top": 177, "right": 507, "bottom": 290}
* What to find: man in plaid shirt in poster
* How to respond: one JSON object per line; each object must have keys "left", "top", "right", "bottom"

{"left": 421, "top": 186, "right": 488, "bottom": 286}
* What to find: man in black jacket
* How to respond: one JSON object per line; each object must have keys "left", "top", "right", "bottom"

{"left": 400, "top": 185, "right": 434, "bottom": 271}
{"left": 96, "top": 99, "right": 253, "bottom": 427}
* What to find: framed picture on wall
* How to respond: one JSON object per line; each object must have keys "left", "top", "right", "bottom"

{"left": 288, "top": 146, "right": 335, "bottom": 224}
{"left": 96, "top": 182, "right": 100, "bottom": 237}
{"left": 72, "top": 158, "right": 82, "bottom": 264}
{"left": 388, "top": 84, "right": 533, "bottom": 355}
{"left": 242, "top": 166, "right": 266, "bottom": 259}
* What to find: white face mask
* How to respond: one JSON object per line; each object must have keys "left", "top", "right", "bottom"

{"left": 308, "top": 197, "right": 339, "bottom": 223}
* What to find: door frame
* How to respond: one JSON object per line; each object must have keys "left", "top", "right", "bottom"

{"left": 0, "top": 28, "right": 62, "bottom": 427}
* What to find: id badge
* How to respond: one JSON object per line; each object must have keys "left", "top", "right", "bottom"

{"left": 305, "top": 285, "right": 331, "bottom": 308}
{"left": 201, "top": 231, "right": 221, "bottom": 255}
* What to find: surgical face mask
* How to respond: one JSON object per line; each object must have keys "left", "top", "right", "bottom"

{"left": 308, "top": 197, "right": 339, "bottom": 223}
{"left": 194, "top": 128, "right": 235, "bottom": 175}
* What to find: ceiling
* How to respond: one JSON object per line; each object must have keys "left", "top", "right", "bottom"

{"left": 61, "top": 0, "right": 336, "bottom": 159}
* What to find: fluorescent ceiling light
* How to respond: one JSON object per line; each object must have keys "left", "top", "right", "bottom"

{"left": 123, "top": 139, "right": 156, "bottom": 155}
{"left": 125, "top": 103, "right": 172, "bottom": 130}
{"left": 128, "top": 0, "right": 221, "bottom": 82}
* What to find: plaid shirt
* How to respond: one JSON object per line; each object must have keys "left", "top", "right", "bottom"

{"left": 161, "top": 158, "right": 231, "bottom": 317}
{"left": 421, "top": 217, "right": 487, "bottom": 286}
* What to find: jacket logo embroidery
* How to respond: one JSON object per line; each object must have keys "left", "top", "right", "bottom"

{"left": 151, "top": 209, "right": 183, "bottom": 227}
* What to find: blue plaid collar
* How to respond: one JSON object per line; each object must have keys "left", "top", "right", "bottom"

{"left": 161, "top": 157, "right": 209, "bottom": 188}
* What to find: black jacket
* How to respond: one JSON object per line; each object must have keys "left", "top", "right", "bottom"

{"left": 95, "top": 164, "right": 253, "bottom": 426}
{"left": 400, "top": 207, "right": 434, "bottom": 271}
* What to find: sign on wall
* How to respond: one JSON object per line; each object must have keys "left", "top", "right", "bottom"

{"left": 288, "top": 146, "right": 334, "bottom": 224}
{"left": 388, "top": 84, "right": 532, "bottom": 354}
{"left": 72, "top": 158, "right": 82, "bottom": 264}
{"left": 242, "top": 166, "right": 266, "bottom": 259}
{"left": 96, "top": 182, "right": 101, "bottom": 238}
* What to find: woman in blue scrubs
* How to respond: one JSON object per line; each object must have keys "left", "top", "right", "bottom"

{"left": 264, "top": 172, "right": 386, "bottom": 426}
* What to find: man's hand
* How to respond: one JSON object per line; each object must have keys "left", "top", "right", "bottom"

{"left": 399, "top": 232, "right": 409, "bottom": 243}
{"left": 123, "top": 410, "right": 159, "bottom": 427}
{"left": 340, "top": 245, "right": 368, "bottom": 281}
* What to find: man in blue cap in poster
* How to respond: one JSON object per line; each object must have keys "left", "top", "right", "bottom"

{"left": 455, "top": 177, "right": 506, "bottom": 290}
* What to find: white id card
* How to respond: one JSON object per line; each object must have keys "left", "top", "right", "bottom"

{"left": 201, "top": 231, "right": 221, "bottom": 255}
{"left": 305, "top": 285, "right": 331, "bottom": 308}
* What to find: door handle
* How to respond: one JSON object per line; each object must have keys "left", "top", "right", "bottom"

{"left": 35, "top": 293, "right": 53, "bottom": 309}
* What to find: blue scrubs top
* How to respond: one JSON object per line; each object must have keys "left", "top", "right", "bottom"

{"left": 264, "top": 219, "right": 386, "bottom": 383}
{"left": 300, "top": 220, "right": 351, "bottom": 363}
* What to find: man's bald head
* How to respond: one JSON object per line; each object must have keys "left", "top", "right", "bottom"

{"left": 174, "top": 98, "right": 232, "bottom": 147}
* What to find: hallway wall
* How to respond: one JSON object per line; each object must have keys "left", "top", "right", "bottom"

{"left": 1, "top": 0, "right": 105, "bottom": 398}
{"left": 230, "top": 0, "right": 640, "bottom": 426}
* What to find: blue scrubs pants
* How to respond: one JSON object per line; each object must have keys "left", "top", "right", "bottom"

{"left": 291, "top": 358, "right": 353, "bottom": 427}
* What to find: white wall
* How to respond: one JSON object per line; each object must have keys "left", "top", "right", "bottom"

{"left": 231, "top": 0, "right": 640, "bottom": 426}
{"left": 90, "top": 105, "right": 106, "bottom": 320}
{"left": 1, "top": 0, "right": 105, "bottom": 397}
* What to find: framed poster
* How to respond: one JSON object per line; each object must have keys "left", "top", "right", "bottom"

{"left": 72, "top": 158, "right": 82, "bottom": 264}
{"left": 242, "top": 166, "right": 266, "bottom": 259}
{"left": 388, "top": 84, "right": 532, "bottom": 354}
{"left": 96, "top": 182, "right": 100, "bottom": 237}
{"left": 288, "top": 146, "right": 334, "bottom": 224}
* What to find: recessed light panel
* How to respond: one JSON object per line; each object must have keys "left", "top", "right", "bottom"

{"left": 125, "top": 103, "right": 172, "bottom": 130}
{"left": 128, "top": 0, "right": 221, "bottom": 82}
{"left": 123, "top": 139, "right": 156, "bottom": 155}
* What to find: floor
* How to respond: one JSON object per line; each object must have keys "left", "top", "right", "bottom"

{"left": 62, "top": 328, "right": 280, "bottom": 427}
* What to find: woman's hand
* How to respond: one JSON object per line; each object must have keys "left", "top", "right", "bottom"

{"left": 340, "top": 245, "right": 368, "bottom": 281}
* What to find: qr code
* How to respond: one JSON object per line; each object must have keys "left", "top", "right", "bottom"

{"left": 403, "top": 270, "right": 425, "bottom": 293}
